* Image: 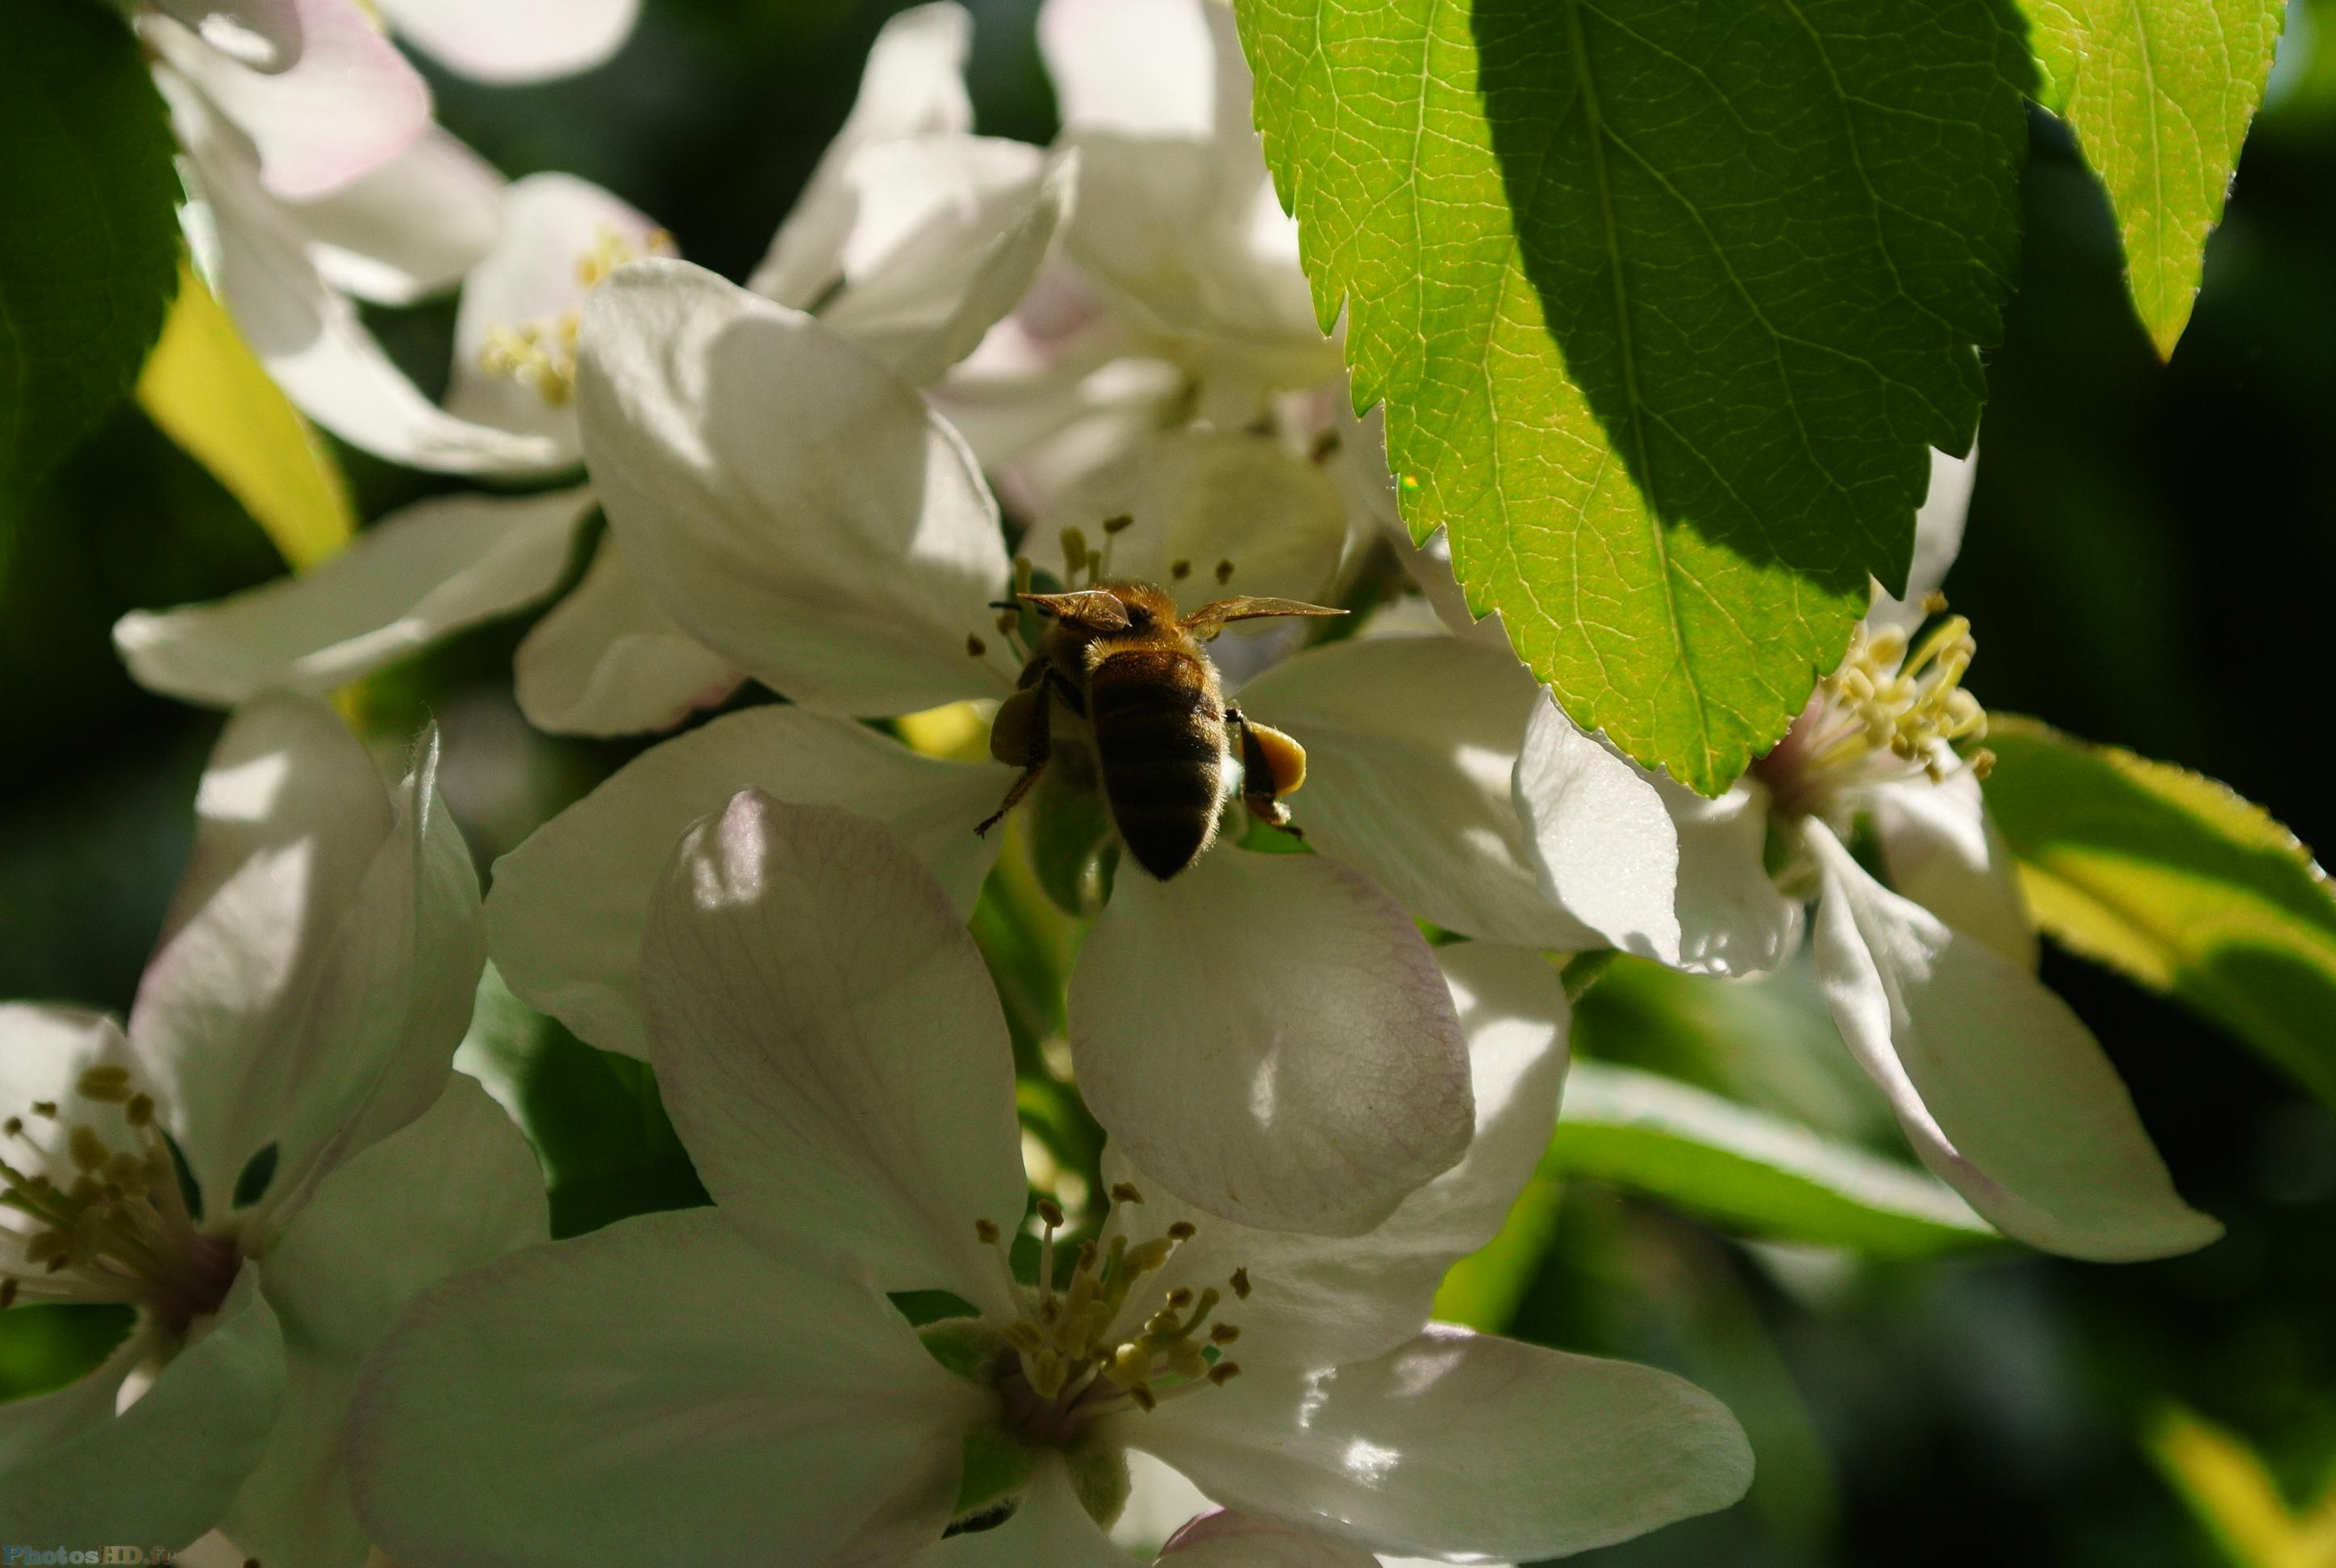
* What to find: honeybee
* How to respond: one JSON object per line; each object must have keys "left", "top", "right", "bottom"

{"left": 977, "top": 581, "right": 1345, "bottom": 879}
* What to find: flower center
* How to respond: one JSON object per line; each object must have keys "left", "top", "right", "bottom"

{"left": 1753, "top": 597, "right": 1994, "bottom": 820}
{"left": 0, "top": 1067, "right": 239, "bottom": 1334}
{"left": 974, "top": 1186, "right": 1245, "bottom": 1447}
{"left": 476, "top": 225, "right": 678, "bottom": 407}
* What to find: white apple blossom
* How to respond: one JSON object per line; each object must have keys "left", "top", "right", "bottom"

{"left": 1512, "top": 450, "right": 2220, "bottom": 1262}
{"left": 346, "top": 793, "right": 1750, "bottom": 1565}
{"left": 0, "top": 695, "right": 545, "bottom": 1562}
{"left": 119, "top": 2, "right": 1077, "bottom": 742}
{"left": 373, "top": 0, "right": 639, "bottom": 84}
{"left": 473, "top": 253, "right": 1689, "bottom": 1235}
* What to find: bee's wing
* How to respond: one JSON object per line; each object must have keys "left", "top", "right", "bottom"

{"left": 1018, "top": 589, "right": 1133, "bottom": 631}
{"left": 1178, "top": 597, "right": 1349, "bottom": 638}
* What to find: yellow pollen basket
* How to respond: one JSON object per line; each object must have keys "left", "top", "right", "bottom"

{"left": 0, "top": 1067, "right": 236, "bottom": 1328}
{"left": 475, "top": 226, "right": 678, "bottom": 408}
{"left": 978, "top": 1184, "right": 1244, "bottom": 1428}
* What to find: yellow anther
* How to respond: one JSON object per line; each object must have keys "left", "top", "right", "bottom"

{"left": 1109, "top": 1182, "right": 1144, "bottom": 1206}
{"left": 1126, "top": 1383, "right": 1158, "bottom": 1412}
{"left": 1229, "top": 1268, "right": 1251, "bottom": 1299}
{"left": 2, "top": 1117, "right": 19, "bottom": 1136}
{"left": 31, "top": 1103, "right": 56, "bottom": 1120}
{"left": 974, "top": 1218, "right": 1002, "bottom": 1245}
{"left": 1208, "top": 1362, "right": 1242, "bottom": 1387}
{"left": 1215, "top": 558, "right": 1234, "bottom": 585}
{"left": 1170, "top": 559, "right": 1192, "bottom": 581}
{"left": 126, "top": 1095, "right": 153, "bottom": 1128}
{"left": 1166, "top": 1221, "right": 1195, "bottom": 1241}
{"left": 1101, "top": 513, "right": 1135, "bottom": 535}
{"left": 1209, "top": 1323, "right": 1240, "bottom": 1345}
{"left": 966, "top": 634, "right": 987, "bottom": 658}
{"left": 1036, "top": 1198, "right": 1065, "bottom": 1229}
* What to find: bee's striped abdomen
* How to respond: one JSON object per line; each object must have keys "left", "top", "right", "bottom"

{"left": 1089, "top": 647, "right": 1225, "bottom": 880}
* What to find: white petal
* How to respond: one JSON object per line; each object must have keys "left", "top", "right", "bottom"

{"left": 1868, "top": 445, "right": 1978, "bottom": 636}
{"left": 1868, "top": 773, "right": 2038, "bottom": 970}
{"left": 1804, "top": 819, "right": 2220, "bottom": 1260}
{"left": 488, "top": 706, "right": 1003, "bottom": 1056}
{"left": 1159, "top": 1511, "right": 1382, "bottom": 1568}
{"left": 1073, "top": 849, "right": 1472, "bottom": 1236}
{"left": 131, "top": 700, "right": 482, "bottom": 1224}
{"left": 577, "top": 261, "right": 1017, "bottom": 713}
{"left": 919, "top": 1454, "right": 1132, "bottom": 1566}
{"left": 1045, "top": 429, "right": 1346, "bottom": 606}
{"left": 155, "top": 0, "right": 431, "bottom": 200}
{"left": 1512, "top": 693, "right": 1689, "bottom": 960}
{"left": 1658, "top": 774, "right": 1804, "bottom": 977}
{"left": 1233, "top": 636, "right": 1586, "bottom": 950}
{"left": 1039, "top": 0, "right": 1226, "bottom": 138}
{"left": 513, "top": 532, "right": 746, "bottom": 736}
{"left": 156, "top": 0, "right": 302, "bottom": 72}
{"left": 749, "top": 1, "right": 974, "bottom": 306}
{"left": 1105, "top": 943, "right": 1568, "bottom": 1370}
{"left": 378, "top": 0, "right": 638, "bottom": 82}
{"left": 116, "top": 486, "right": 591, "bottom": 707}
{"left": 448, "top": 173, "right": 666, "bottom": 459}
{"left": 294, "top": 128, "right": 505, "bottom": 306}
{"left": 1116, "top": 1449, "right": 1216, "bottom": 1555}
{"left": 816, "top": 141, "right": 1081, "bottom": 389}
{"left": 1129, "top": 1326, "right": 1751, "bottom": 1562}
{"left": 348, "top": 1209, "right": 981, "bottom": 1566}
{"left": 0, "top": 1266, "right": 287, "bottom": 1546}
{"left": 642, "top": 792, "right": 1028, "bottom": 1316}
{"left": 223, "top": 1075, "right": 546, "bottom": 1568}
{"left": 173, "top": 90, "right": 565, "bottom": 476}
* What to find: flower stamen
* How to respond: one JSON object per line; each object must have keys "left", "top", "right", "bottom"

{"left": 477, "top": 226, "right": 677, "bottom": 407}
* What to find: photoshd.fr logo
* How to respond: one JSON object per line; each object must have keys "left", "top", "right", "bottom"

{"left": 2, "top": 1549, "right": 173, "bottom": 1566}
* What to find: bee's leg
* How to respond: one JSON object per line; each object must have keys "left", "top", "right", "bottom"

{"left": 1226, "top": 707, "right": 1304, "bottom": 836}
{"left": 977, "top": 675, "right": 1055, "bottom": 837}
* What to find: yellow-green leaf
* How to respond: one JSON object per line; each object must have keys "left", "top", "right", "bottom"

{"left": 2020, "top": 0, "right": 2287, "bottom": 357}
{"left": 1983, "top": 716, "right": 2336, "bottom": 1110}
{"left": 2145, "top": 1404, "right": 2336, "bottom": 1568}
{"left": 137, "top": 264, "right": 356, "bottom": 569}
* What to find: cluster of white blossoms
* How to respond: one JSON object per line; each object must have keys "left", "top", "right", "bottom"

{"left": 10, "top": 0, "right": 2222, "bottom": 1561}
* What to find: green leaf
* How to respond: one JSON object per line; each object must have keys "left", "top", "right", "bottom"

{"left": 1549, "top": 1061, "right": 1997, "bottom": 1257}
{"left": 1432, "top": 1173, "right": 1563, "bottom": 1332}
{"left": 457, "top": 965, "right": 708, "bottom": 1239}
{"left": 1982, "top": 716, "right": 2336, "bottom": 1111}
{"left": 1237, "top": 0, "right": 2029, "bottom": 790}
{"left": 0, "top": 0, "right": 182, "bottom": 547}
{"left": 2020, "top": 0, "right": 2286, "bottom": 358}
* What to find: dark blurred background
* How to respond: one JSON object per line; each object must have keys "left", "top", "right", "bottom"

{"left": 2, "top": 1, "right": 2331, "bottom": 1562}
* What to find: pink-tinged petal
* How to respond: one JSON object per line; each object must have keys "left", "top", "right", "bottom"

{"left": 642, "top": 794, "right": 1028, "bottom": 1317}
{"left": 116, "top": 486, "right": 592, "bottom": 708}
{"left": 1869, "top": 774, "right": 2038, "bottom": 970}
{"left": 1804, "top": 818, "right": 2220, "bottom": 1261}
{"left": 487, "top": 707, "right": 1003, "bottom": 1057}
{"left": 1159, "top": 1510, "right": 1381, "bottom": 1568}
{"left": 0, "top": 1266, "right": 287, "bottom": 1545}
{"left": 348, "top": 1210, "right": 982, "bottom": 1567}
{"left": 1128, "top": 1326, "right": 1750, "bottom": 1562}
{"left": 156, "top": 0, "right": 432, "bottom": 199}
{"left": 1102, "top": 943, "right": 1568, "bottom": 1370}
{"left": 294, "top": 128, "right": 505, "bottom": 307}
{"left": 377, "top": 0, "right": 638, "bottom": 83}
{"left": 576, "top": 261, "right": 1018, "bottom": 714}
{"left": 156, "top": 0, "right": 303, "bottom": 71}
{"left": 1073, "top": 850, "right": 1472, "bottom": 1237}
{"left": 513, "top": 533, "right": 746, "bottom": 738}
{"left": 448, "top": 173, "right": 666, "bottom": 460}
{"left": 169, "top": 85, "right": 565, "bottom": 476}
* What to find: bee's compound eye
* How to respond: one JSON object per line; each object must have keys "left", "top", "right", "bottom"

{"left": 1245, "top": 721, "right": 1308, "bottom": 798}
